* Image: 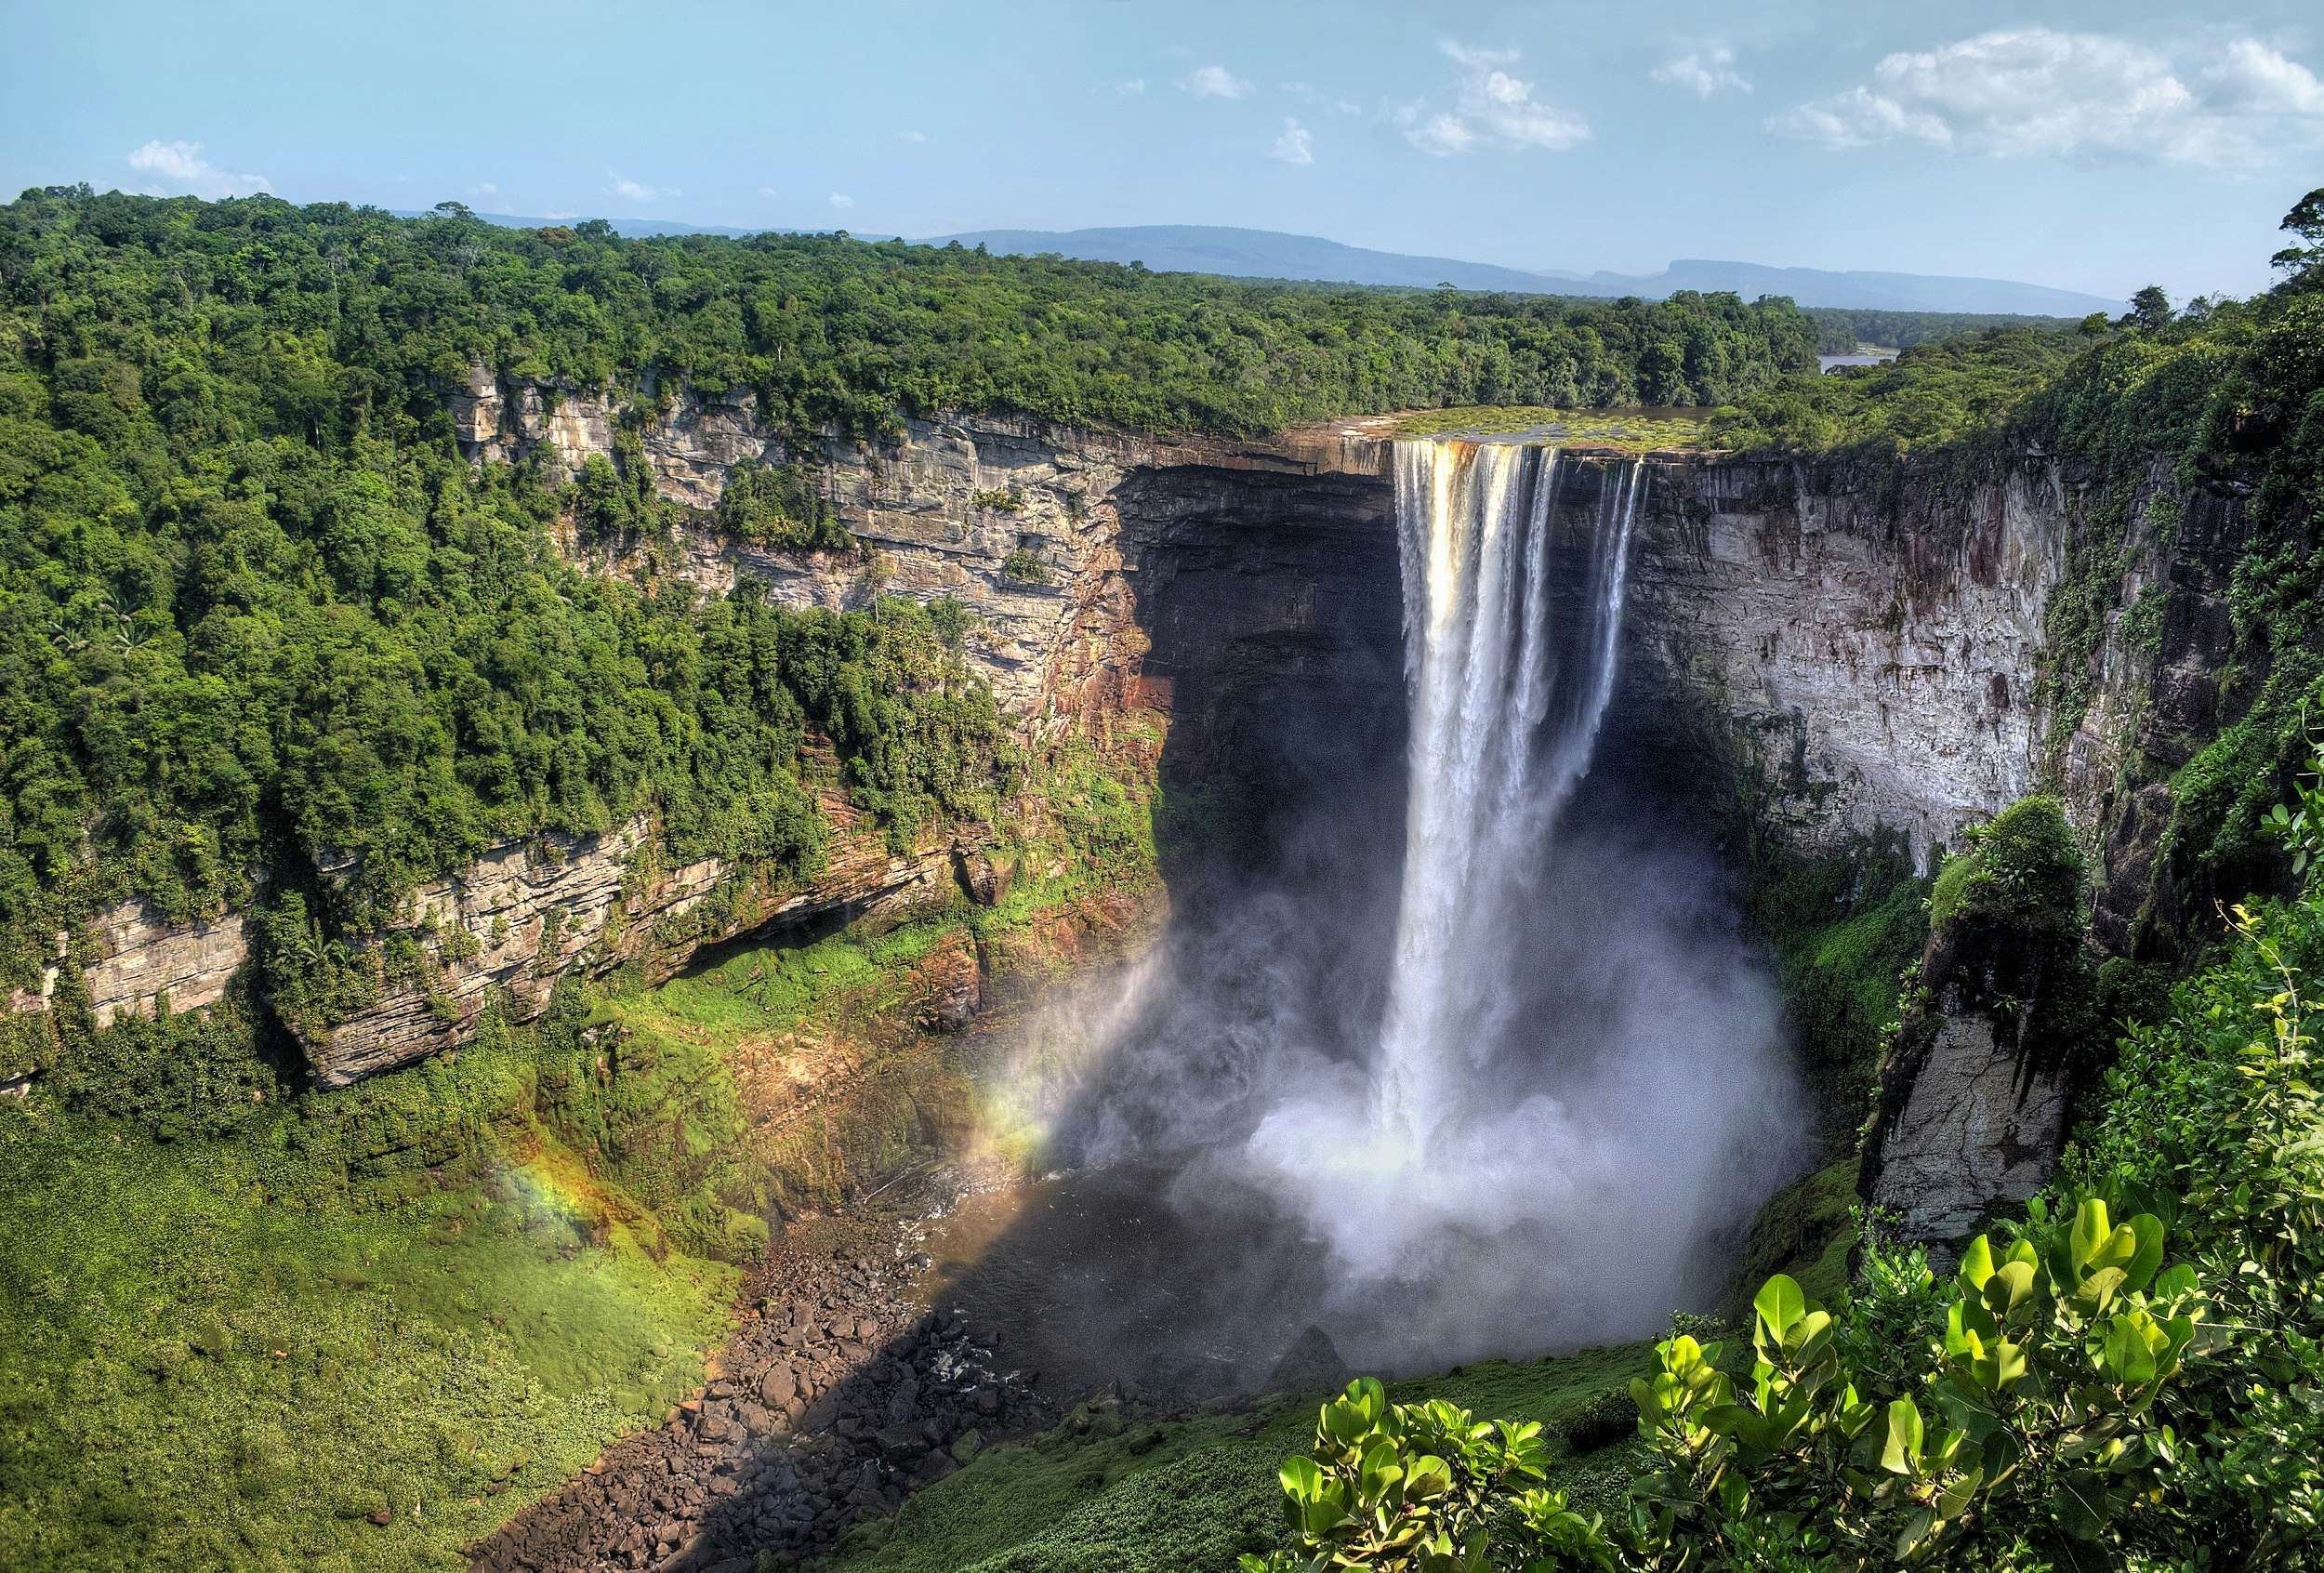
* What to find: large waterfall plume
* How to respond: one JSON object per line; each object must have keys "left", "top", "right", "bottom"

{"left": 1230, "top": 433, "right": 1801, "bottom": 1355}
{"left": 984, "top": 433, "right": 1806, "bottom": 1375}
{"left": 1376, "top": 440, "right": 1643, "bottom": 1148}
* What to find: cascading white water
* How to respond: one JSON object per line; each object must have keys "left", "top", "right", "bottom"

{"left": 1000, "top": 429, "right": 1804, "bottom": 1366}
{"left": 1374, "top": 439, "right": 1644, "bottom": 1147}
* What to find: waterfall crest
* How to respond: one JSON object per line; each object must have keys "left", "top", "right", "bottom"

{"left": 1375, "top": 440, "right": 1644, "bottom": 1146}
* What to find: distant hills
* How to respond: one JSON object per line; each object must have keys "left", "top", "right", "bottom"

{"left": 933, "top": 226, "right": 1565, "bottom": 297}
{"left": 929, "top": 226, "right": 2122, "bottom": 317}
{"left": 423, "top": 210, "right": 2119, "bottom": 317}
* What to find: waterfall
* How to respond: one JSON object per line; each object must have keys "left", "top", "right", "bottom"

{"left": 1374, "top": 440, "right": 1645, "bottom": 1146}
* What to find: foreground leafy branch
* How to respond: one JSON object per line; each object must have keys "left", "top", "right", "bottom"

{"left": 1253, "top": 1194, "right": 2198, "bottom": 1573}
{"left": 1631, "top": 1198, "right": 2195, "bottom": 1568}
{"left": 1241, "top": 1380, "right": 1616, "bottom": 1573}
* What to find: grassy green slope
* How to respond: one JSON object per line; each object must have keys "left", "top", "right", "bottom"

{"left": 0, "top": 728, "right": 1169, "bottom": 1572}
{"left": 0, "top": 1100, "right": 735, "bottom": 1573}
{"left": 832, "top": 1347, "right": 1652, "bottom": 1573}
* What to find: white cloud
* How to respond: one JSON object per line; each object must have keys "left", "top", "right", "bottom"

{"left": 828, "top": 192, "right": 855, "bottom": 209}
{"left": 1653, "top": 46, "right": 1750, "bottom": 99}
{"left": 1770, "top": 28, "right": 2324, "bottom": 166}
{"left": 1182, "top": 64, "right": 1253, "bottom": 99}
{"left": 1269, "top": 119, "right": 1315, "bottom": 165}
{"left": 125, "top": 140, "right": 271, "bottom": 198}
{"left": 1398, "top": 42, "right": 1590, "bottom": 155}
{"left": 759, "top": 186, "right": 781, "bottom": 200}
{"left": 1286, "top": 81, "right": 1364, "bottom": 114}
{"left": 900, "top": 130, "right": 926, "bottom": 143}
{"left": 467, "top": 181, "right": 498, "bottom": 196}
{"left": 1114, "top": 78, "right": 1146, "bottom": 95}
{"left": 608, "top": 175, "right": 674, "bottom": 203}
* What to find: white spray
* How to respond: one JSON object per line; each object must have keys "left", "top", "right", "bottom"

{"left": 984, "top": 436, "right": 1805, "bottom": 1371}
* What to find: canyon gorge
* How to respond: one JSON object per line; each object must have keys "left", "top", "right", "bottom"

{"left": 3, "top": 156, "right": 2317, "bottom": 1573}
{"left": 7, "top": 357, "right": 2261, "bottom": 1573}
{"left": 46, "top": 366, "right": 2213, "bottom": 1263}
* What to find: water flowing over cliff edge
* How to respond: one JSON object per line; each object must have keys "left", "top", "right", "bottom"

{"left": 944, "top": 435, "right": 1805, "bottom": 1390}
{"left": 1374, "top": 441, "right": 1642, "bottom": 1146}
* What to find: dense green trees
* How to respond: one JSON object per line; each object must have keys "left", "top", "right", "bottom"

{"left": 1701, "top": 326, "right": 2091, "bottom": 456}
{"left": 4, "top": 186, "right": 1815, "bottom": 443}
{"left": 0, "top": 184, "right": 1822, "bottom": 1026}
{"left": 1801, "top": 309, "right": 2082, "bottom": 355}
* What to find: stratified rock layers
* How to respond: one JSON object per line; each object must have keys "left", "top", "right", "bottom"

{"left": 83, "top": 902, "right": 248, "bottom": 1029}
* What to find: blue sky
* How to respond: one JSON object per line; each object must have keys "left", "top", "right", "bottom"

{"left": 7, "top": 1, "right": 2323, "bottom": 302}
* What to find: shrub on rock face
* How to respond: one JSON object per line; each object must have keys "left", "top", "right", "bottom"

{"left": 1919, "top": 795, "right": 2096, "bottom": 1069}
{"left": 1857, "top": 795, "right": 2099, "bottom": 1245}
{"left": 718, "top": 460, "right": 853, "bottom": 551}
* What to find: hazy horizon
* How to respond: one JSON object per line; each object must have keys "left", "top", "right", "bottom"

{"left": 8, "top": 2, "right": 2324, "bottom": 304}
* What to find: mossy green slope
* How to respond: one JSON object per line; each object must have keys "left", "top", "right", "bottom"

{"left": 830, "top": 1347, "right": 1651, "bottom": 1573}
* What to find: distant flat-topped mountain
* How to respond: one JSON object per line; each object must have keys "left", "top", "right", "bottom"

{"left": 927, "top": 224, "right": 2121, "bottom": 317}
{"left": 931, "top": 225, "right": 1565, "bottom": 297}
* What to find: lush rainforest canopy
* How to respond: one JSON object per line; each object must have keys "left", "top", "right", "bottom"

{"left": 6, "top": 176, "right": 2324, "bottom": 1573}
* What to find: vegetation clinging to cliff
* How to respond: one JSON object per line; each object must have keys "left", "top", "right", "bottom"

{"left": 1704, "top": 190, "right": 2324, "bottom": 941}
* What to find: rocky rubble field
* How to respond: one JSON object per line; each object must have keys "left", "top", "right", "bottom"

{"left": 469, "top": 1209, "right": 1051, "bottom": 1573}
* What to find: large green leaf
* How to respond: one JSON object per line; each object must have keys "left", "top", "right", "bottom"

{"left": 2120, "top": 1212, "right": 2166, "bottom": 1293}
{"left": 1935, "top": 1463, "right": 1986, "bottom": 1519}
{"left": 1754, "top": 1274, "right": 1808, "bottom": 1342}
{"left": 2050, "top": 1469, "right": 2114, "bottom": 1540}
{"left": 1881, "top": 1396, "right": 1925, "bottom": 1476}
{"left": 2066, "top": 1197, "right": 2113, "bottom": 1279}
{"left": 1957, "top": 1233, "right": 1996, "bottom": 1291}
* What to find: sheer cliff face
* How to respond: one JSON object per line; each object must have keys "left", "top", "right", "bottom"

{"left": 76, "top": 378, "right": 2219, "bottom": 1104}
{"left": 75, "top": 387, "right": 1405, "bottom": 1086}
{"left": 2060, "top": 471, "right": 2255, "bottom": 960}
{"left": 1619, "top": 456, "right": 2068, "bottom": 868}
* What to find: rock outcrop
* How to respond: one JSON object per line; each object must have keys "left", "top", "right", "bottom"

{"left": 1857, "top": 797, "right": 2094, "bottom": 1250}
{"left": 301, "top": 797, "right": 958, "bottom": 1087}
{"left": 83, "top": 902, "right": 248, "bottom": 1030}
{"left": 457, "top": 372, "right": 1390, "bottom": 728}
{"left": 1865, "top": 1005, "right": 2070, "bottom": 1247}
